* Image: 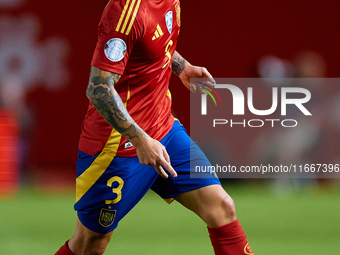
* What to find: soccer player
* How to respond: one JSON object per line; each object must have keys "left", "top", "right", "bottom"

{"left": 56, "top": 0, "right": 254, "bottom": 254}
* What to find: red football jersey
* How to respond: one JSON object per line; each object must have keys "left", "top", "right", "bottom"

{"left": 79, "top": 0, "right": 181, "bottom": 157}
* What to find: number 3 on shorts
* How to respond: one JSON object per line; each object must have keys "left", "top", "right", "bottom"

{"left": 105, "top": 176, "right": 124, "bottom": 204}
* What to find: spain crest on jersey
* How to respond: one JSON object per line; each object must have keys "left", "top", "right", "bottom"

{"left": 165, "top": 11, "right": 173, "bottom": 34}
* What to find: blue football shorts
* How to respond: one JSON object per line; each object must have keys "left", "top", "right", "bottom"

{"left": 74, "top": 120, "right": 221, "bottom": 234}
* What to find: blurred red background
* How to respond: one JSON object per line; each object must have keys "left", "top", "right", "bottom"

{"left": 0, "top": 0, "right": 339, "bottom": 188}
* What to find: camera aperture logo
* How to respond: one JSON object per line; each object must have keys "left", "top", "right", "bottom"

{"left": 199, "top": 83, "right": 312, "bottom": 128}
{"left": 197, "top": 83, "right": 222, "bottom": 107}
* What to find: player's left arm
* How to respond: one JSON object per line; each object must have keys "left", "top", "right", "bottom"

{"left": 172, "top": 51, "right": 215, "bottom": 92}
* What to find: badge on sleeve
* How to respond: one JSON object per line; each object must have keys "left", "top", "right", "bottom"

{"left": 165, "top": 11, "right": 173, "bottom": 34}
{"left": 104, "top": 38, "right": 127, "bottom": 62}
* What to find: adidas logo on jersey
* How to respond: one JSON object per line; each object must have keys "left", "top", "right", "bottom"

{"left": 152, "top": 24, "right": 164, "bottom": 40}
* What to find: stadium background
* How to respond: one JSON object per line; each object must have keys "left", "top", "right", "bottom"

{"left": 0, "top": 0, "right": 339, "bottom": 254}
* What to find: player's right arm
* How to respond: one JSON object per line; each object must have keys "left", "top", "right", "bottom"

{"left": 86, "top": 66, "right": 177, "bottom": 179}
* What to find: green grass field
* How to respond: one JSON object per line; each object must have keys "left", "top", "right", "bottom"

{"left": 1, "top": 181, "right": 339, "bottom": 254}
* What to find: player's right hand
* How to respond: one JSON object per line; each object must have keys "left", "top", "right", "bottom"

{"left": 135, "top": 137, "right": 177, "bottom": 179}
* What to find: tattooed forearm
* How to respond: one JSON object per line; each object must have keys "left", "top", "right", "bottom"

{"left": 172, "top": 51, "right": 188, "bottom": 76}
{"left": 86, "top": 66, "right": 148, "bottom": 142}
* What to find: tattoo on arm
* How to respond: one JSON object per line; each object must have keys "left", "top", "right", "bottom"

{"left": 172, "top": 51, "right": 188, "bottom": 76}
{"left": 86, "top": 66, "right": 148, "bottom": 142}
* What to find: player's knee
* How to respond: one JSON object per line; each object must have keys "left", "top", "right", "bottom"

{"left": 90, "top": 247, "right": 106, "bottom": 255}
{"left": 208, "top": 192, "right": 236, "bottom": 220}
{"left": 79, "top": 234, "right": 110, "bottom": 255}
{"left": 220, "top": 193, "right": 236, "bottom": 220}
{"left": 201, "top": 192, "right": 236, "bottom": 225}
{"left": 88, "top": 239, "right": 109, "bottom": 255}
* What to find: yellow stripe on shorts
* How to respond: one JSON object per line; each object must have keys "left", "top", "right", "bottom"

{"left": 76, "top": 88, "right": 131, "bottom": 203}
{"left": 76, "top": 131, "right": 122, "bottom": 203}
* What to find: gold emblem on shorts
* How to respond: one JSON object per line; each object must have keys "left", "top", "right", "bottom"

{"left": 99, "top": 208, "right": 117, "bottom": 227}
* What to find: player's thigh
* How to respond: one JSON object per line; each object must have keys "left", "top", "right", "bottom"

{"left": 75, "top": 150, "right": 158, "bottom": 234}
{"left": 151, "top": 121, "right": 221, "bottom": 201}
{"left": 175, "top": 184, "right": 236, "bottom": 223}
{"left": 175, "top": 184, "right": 227, "bottom": 211}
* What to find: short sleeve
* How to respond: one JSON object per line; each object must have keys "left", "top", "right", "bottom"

{"left": 91, "top": 0, "right": 143, "bottom": 74}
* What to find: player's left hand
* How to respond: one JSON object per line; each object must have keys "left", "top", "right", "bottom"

{"left": 178, "top": 63, "right": 216, "bottom": 93}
